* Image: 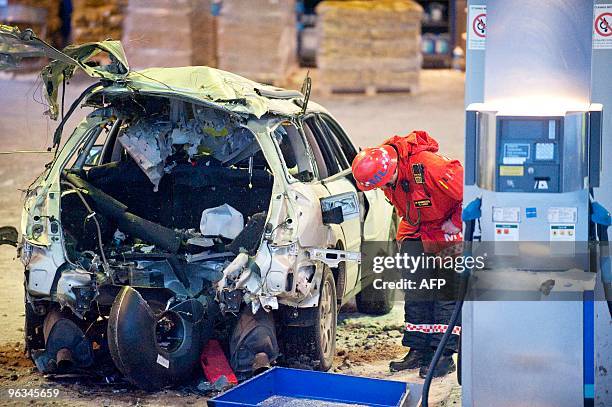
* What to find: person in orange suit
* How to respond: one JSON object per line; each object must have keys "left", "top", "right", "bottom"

{"left": 352, "top": 131, "right": 463, "bottom": 378}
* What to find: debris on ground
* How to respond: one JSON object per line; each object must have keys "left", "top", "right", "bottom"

{"left": 334, "top": 308, "right": 406, "bottom": 371}
{"left": 259, "top": 395, "right": 369, "bottom": 407}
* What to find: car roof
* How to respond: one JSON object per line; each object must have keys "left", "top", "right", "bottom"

{"left": 95, "top": 65, "right": 328, "bottom": 119}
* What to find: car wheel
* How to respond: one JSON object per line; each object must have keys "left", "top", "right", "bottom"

{"left": 313, "top": 265, "right": 337, "bottom": 371}
{"left": 107, "top": 286, "right": 205, "bottom": 390}
{"left": 356, "top": 216, "right": 397, "bottom": 315}
{"left": 281, "top": 264, "right": 337, "bottom": 371}
{"left": 355, "top": 280, "right": 395, "bottom": 315}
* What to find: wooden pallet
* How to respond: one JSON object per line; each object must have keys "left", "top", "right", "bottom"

{"left": 317, "top": 84, "right": 418, "bottom": 97}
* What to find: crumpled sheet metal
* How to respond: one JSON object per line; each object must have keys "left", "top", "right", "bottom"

{"left": 125, "top": 66, "right": 300, "bottom": 119}
{"left": 118, "top": 121, "right": 172, "bottom": 191}
{"left": 117, "top": 108, "right": 256, "bottom": 189}
{"left": 1, "top": 25, "right": 313, "bottom": 120}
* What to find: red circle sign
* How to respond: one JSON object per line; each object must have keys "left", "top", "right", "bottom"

{"left": 595, "top": 12, "right": 612, "bottom": 37}
{"left": 472, "top": 13, "right": 487, "bottom": 38}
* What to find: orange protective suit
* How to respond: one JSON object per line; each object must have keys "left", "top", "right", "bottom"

{"left": 381, "top": 131, "right": 464, "bottom": 253}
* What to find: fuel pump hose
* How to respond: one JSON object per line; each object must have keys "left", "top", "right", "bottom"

{"left": 422, "top": 198, "right": 480, "bottom": 407}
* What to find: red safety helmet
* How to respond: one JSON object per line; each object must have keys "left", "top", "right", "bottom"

{"left": 351, "top": 145, "right": 398, "bottom": 191}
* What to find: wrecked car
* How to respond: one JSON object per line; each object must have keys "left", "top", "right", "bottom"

{"left": 0, "top": 26, "right": 396, "bottom": 389}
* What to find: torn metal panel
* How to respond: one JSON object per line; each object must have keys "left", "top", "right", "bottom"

{"left": 118, "top": 121, "right": 172, "bottom": 191}
{"left": 2, "top": 24, "right": 328, "bottom": 122}
{"left": 306, "top": 248, "right": 361, "bottom": 268}
{"left": 117, "top": 105, "right": 260, "bottom": 190}
{"left": 56, "top": 268, "right": 96, "bottom": 317}
{"left": 0, "top": 25, "right": 129, "bottom": 119}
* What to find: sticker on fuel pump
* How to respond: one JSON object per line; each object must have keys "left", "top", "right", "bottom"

{"left": 494, "top": 223, "right": 519, "bottom": 241}
{"left": 503, "top": 143, "right": 530, "bottom": 165}
{"left": 594, "top": 4, "right": 612, "bottom": 49}
{"left": 468, "top": 5, "right": 486, "bottom": 50}
{"left": 499, "top": 165, "right": 524, "bottom": 176}
{"left": 549, "top": 224, "right": 575, "bottom": 242}
{"left": 547, "top": 207, "right": 577, "bottom": 223}
{"left": 493, "top": 207, "right": 520, "bottom": 223}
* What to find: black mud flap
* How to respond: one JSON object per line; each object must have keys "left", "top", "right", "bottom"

{"left": 107, "top": 286, "right": 205, "bottom": 390}
{"left": 229, "top": 308, "right": 279, "bottom": 380}
{"left": 0, "top": 226, "right": 18, "bottom": 246}
{"left": 33, "top": 309, "right": 94, "bottom": 373}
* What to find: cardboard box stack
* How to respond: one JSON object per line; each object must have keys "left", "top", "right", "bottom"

{"left": 122, "top": 0, "right": 217, "bottom": 69}
{"left": 217, "top": 0, "right": 296, "bottom": 85}
{"left": 191, "top": 0, "right": 217, "bottom": 67}
{"left": 6, "top": 0, "right": 61, "bottom": 43}
{"left": 122, "top": 0, "right": 192, "bottom": 68}
{"left": 72, "top": 0, "right": 126, "bottom": 43}
{"left": 316, "top": 0, "right": 422, "bottom": 93}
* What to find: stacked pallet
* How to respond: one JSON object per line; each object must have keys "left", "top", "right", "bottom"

{"left": 72, "top": 0, "right": 126, "bottom": 43}
{"left": 191, "top": 0, "right": 217, "bottom": 67}
{"left": 217, "top": 0, "right": 296, "bottom": 85}
{"left": 316, "top": 0, "right": 422, "bottom": 94}
{"left": 122, "top": 0, "right": 192, "bottom": 68}
{"left": 6, "top": 0, "right": 61, "bottom": 43}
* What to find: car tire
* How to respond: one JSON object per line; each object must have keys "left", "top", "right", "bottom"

{"left": 107, "top": 286, "right": 205, "bottom": 390}
{"left": 356, "top": 216, "right": 397, "bottom": 315}
{"left": 311, "top": 265, "right": 337, "bottom": 371}
{"left": 355, "top": 280, "right": 395, "bottom": 315}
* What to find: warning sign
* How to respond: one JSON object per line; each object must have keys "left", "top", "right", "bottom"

{"left": 468, "top": 5, "right": 486, "bottom": 50}
{"left": 594, "top": 4, "right": 612, "bottom": 49}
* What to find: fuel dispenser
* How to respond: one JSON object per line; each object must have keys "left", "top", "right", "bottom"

{"left": 419, "top": 1, "right": 612, "bottom": 406}
{"left": 460, "top": 104, "right": 603, "bottom": 407}
{"left": 464, "top": 105, "right": 601, "bottom": 242}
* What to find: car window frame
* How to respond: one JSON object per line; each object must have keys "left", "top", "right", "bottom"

{"left": 270, "top": 119, "right": 320, "bottom": 184}
{"left": 318, "top": 113, "right": 358, "bottom": 164}
{"left": 318, "top": 120, "right": 350, "bottom": 171}
{"left": 302, "top": 115, "right": 342, "bottom": 178}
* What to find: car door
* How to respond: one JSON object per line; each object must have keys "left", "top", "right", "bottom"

{"left": 301, "top": 115, "right": 362, "bottom": 293}
{"left": 318, "top": 113, "right": 395, "bottom": 243}
{"left": 317, "top": 114, "right": 396, "bottom": 289}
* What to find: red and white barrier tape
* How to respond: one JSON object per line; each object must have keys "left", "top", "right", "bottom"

{"left": 405, "top": 322, "right": 461, "bottom": 335}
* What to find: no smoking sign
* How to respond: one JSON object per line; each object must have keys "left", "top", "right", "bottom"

{"left": 472, "top": 13, "right": 487, "bottom": 38}
{"left": 594, "top": 5, "right": 612, "bottom": 49}
{"left": 468, "top": 5, "right": 486, "bottom": 50}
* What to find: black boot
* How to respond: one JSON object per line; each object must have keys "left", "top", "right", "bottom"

{"left": 389, "top": 349, "right": 431, "bottom": 372}
{"left": 419, "top": 354, "right": 456, "bottom": 378}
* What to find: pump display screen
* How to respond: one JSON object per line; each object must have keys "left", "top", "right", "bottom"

{"left": 496, "top": 117, "right": 561, "bottom": 193}
{"left": 501, "top": 120, "right": 553, "bottom": 140}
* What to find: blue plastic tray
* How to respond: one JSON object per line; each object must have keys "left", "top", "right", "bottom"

{"left": 207, "top": 367, "right": 417, "bottom": 407}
